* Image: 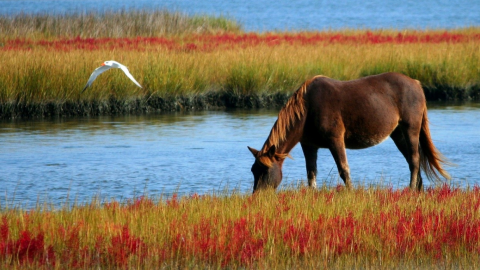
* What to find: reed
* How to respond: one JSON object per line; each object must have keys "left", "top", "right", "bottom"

{"left": 0, "top": 10, "right": 242, "bottom": 39}
{"left": 1, "top": 185, "right": 480, "bottom": 269}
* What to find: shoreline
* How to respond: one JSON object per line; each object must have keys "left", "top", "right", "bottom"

{"left": 0, "top": 92, "right": 290, "bottom": 119}
{"left": 1, "top": 85, "right": 479, "bottom": 119}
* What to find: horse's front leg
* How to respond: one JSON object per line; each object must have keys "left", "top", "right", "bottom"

{"left": 301, "top": 143, "right": 318, "bottom": 188}
{"left": 328, "top": 138, "right": 352, "bottom": 189}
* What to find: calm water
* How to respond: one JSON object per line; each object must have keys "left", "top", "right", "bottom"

{"left": 0, "top": 104, "right": 479, "bottom": 208}
{"left": 1, "top": 0, "right": 479, "bottom": 31}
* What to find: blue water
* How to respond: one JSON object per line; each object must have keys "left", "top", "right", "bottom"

{"left": 0, "top": 0, "right": 479, "bottom": 31}
{"left": 0, "top": 105, "right": 479, "bottom": 209}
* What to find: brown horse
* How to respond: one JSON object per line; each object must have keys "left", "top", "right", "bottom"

{"left": 248, "top": 72, "right": 450, "bottom": 192}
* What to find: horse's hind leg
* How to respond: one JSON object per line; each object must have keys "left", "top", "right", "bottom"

{"left": 390, "top": 127, "right": 423, "bottom": 191}
{"left": 328, "top": 138, "right": 352, "bottom": 189}
{"left": 301, "top": 143, "right": 318, "bottom": 188}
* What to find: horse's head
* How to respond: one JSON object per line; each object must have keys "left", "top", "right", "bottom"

{"left": 248, "top": 145, "right": 288, "bottom": 193}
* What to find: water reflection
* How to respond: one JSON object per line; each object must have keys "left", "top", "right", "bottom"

{"left": 0, "top": 105, "right": 478, "bottom": 209}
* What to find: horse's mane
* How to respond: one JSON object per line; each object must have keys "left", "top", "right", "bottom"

{"left": 259, "top": 75, "right": 326, "bottom": 157}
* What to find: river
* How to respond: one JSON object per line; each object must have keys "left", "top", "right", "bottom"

{"left": 0, "top": 103, "right": 479, "bottom": 208}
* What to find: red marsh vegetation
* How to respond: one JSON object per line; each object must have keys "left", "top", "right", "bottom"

{"left": 1, "top": 185, "right": 480, "bottom": 269}
{"left": 2, "top": 31, "right": 480, "bottom": 52}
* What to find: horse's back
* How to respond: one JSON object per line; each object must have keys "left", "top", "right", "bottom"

{"left": 312, "top": 72, "right": 422, "bottom": 98}
{"left": 307, "top": 72, "right": 425, "bottom": 115}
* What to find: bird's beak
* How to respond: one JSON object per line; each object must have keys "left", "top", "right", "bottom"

{"left": 101, "top": 63, "right": 106, "bottom": 66}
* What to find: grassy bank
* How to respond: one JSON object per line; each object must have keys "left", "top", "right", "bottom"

{"left": 1, "top": 39, "right": 479, "bottom": 118}
{"left": 1, "top": 11, "right": 480, "bottom": 118}
{"left": 1, "top": 185, "right": 479, "bottom": 269}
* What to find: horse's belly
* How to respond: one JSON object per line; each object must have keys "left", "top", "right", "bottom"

{"left": 344, "top": 133, "right": 390, "bottom": 149}
{"left": 343, "top": 112, "right": 399, "bottom": 149}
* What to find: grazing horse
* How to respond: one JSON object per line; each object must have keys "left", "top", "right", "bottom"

{"left": 248, "top": 72, "right": 450, "bottom": 192}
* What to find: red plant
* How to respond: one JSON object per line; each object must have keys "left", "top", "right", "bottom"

{"left": 219, "top": 217, "right": 265, "bottom": 266}
{"left": 3, "top": 31, "right": 480, "bottom": 52}
{"left": 107, "top": 225, "right": 147, "bottom": 267}
{"left": 169, "top": 216, "right": 265, "bottom": 267}
{"left": 57, "top": 223, "right": 90, "bottom": 268}
{"left": 127, "top": 196, "right": 155, "bottom": 210}
{"left": 0, "top": 227, "right": 55, "bottom": 267}
{"left": 0, "top": 217, "right": 8, "bottom": 241}
{"left": 427, "top": 184, "right": 459, "bottom": 201}
{"left": 166, "top": 193, "right": 180, "bottom": 208}
{"left": 283, "top": 218, "right": 313, "bottom": 255}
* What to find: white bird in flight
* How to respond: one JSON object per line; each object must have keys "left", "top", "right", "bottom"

{"left": 82, "top": 60, "right": 142, "bottom": 92}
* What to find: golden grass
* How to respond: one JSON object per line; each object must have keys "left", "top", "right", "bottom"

{"left": 0, "top": 41, "right": 478, "bottom": 103}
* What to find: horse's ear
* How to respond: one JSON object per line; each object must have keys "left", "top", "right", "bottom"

{"left": 267, "top": 145, "right": 276, "bottom": 158}
{"left": 247, "top": 146, "right": 259, "bottom": 157}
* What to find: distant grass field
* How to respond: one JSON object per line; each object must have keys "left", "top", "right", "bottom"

{"left": 1, "top": 10, "right": 479, "bottom": 118}
{"left": 1, "top": 185, "right": 480, "bottom": 269}
{"left": 0, "top": 9, "right": 242, "bottom": 39}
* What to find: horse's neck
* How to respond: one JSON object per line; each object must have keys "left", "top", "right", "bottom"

{"left": 277, "top": 124, "right": 303, "bottom": 154}
{"left": 260, "top": 82, "right": 309, "bottom": 155}
{"left": 261, "top": 117, "right": 305, "bottom": 155}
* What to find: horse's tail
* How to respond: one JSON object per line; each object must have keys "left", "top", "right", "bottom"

{"left": 419, "top": 108, "right": 451, "bottom": 182}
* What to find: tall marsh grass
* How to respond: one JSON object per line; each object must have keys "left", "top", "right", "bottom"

{"left": 0, "top": 10, "right": 242, "bottom": 39}
{"left": 1, "top": 185, "right": 480, "bottom": 269}
{"left": 1, "top": 39, "right": 479, "bottom": 118}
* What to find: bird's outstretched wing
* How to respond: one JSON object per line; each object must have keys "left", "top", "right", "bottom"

{"left": 118, "top": 65, "right": 142, "bottom": 88}
{"left": 82, "top": 65, "right": 113, "bottom": 92}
